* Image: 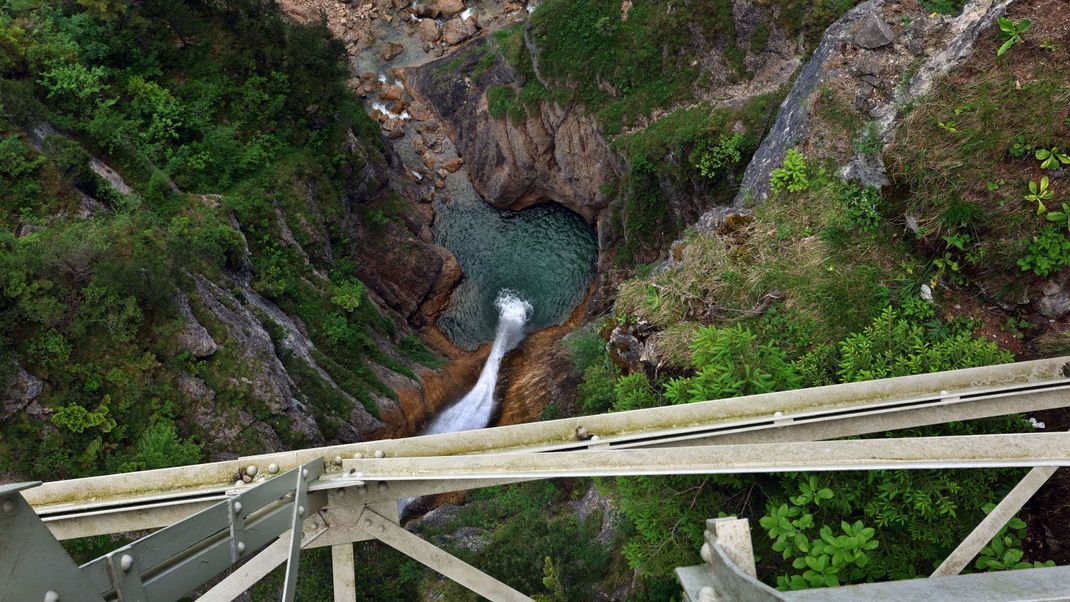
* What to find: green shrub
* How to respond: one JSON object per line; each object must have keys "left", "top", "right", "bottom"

{"left": 1019, "top": 226, "right": 1070, "bottom": 277}
{"left": 690, "top": 133, "right": 746, "bottom": 180}
{"left": 841, "top": 184, "right": 882, "bottom": 233}
{"left": 770, "top": 148, "right": 811, "bottom": 193}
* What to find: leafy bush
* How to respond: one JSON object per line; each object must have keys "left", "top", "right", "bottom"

{"left": 1014, "top": 227, "right": 1065, "bottom": 275}
{"left": 770, "top": 148, "right": 811, "bottom": 193}
{"left": 841, "top": 184, "right": 882, "bottom": 233}
{"left": 690, "top": 133, "right": 745, "bottom": 180}
{"left": 975, "top": 504, "right": 1055, "bottom": 572}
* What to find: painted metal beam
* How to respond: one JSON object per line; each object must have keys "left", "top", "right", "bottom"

{"left": 356, "top": 507, "right": 535, "bottom": 602}
{"left": 331, "top": 544, "right": 357, "bottom": 602}
{"left": 336, "top": 433, "right": 1070, "bottom": 481}
{"left": 931, "top": 465, "right": 1060, "bottom": 577}
{"left": 25, "top": 357, "right": 1070, "bottom": 517}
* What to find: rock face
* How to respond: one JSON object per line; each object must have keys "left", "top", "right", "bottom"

{"left": 175, "top": 290, "right": 219, "bottom": 358}
{"left": 1, "top": 364, "right": 44, "bottom": 422}
{"left": 405, "top": 35, "right": 619, "bottom": 223}
{"left": 726, "top": 0, "right": 1016, "bottom": 209}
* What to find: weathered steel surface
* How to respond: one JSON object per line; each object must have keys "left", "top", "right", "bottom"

{"left": 25, "top": 357, "right": 1070, "bottom": 516}
{"left": 356, "top": 507, "right": 535, "bottom": 602}
{"left": 932, "top": 465, "right": 1060, "bottom": 577}
{"left": 0, "top": 482, "right": 106, "bottom": 602}
{"left": 339, "top": 433, "right": 1070, "bottom": 481}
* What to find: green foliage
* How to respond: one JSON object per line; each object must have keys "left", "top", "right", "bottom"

{"left": 690, "top": 133, "right": 745, "bottom": 180}
{"left": 975, "top": 504, "right": 1055, "bottom": 572}
{"left": 330, "top": 279, "right": 365, "bottom": 313}
{"left": 1035, "top": 146, "right": 1070, "bottom": 170}
{"left": 1045, "top": 202, "right": 1070, "bottom": 233}
{"left": 1024, "top": 176, "right": 1053, "bottom": 215}
{"left": 770, "top": 148, "right": 811, "bottom": 193}
{"left": 1017, "top": 226, "right": 1070, "bottom": 277}
{"left": 487, "top": 85, "right": 526, "bottom": 123}
{"left": 0, "top": 134, "right": 45, "bottom": 213}
{"left": 663, "top": 324, "right": 800, "bottom": 404}
{"left": 129, "top": 419, "right": 200, "bottom": 470}
{"left": 761, "top": 481, "right": 880, "bottom": 590}
{"left": 996, "top": 17, "right": 1031, "bottom": 57}
{"left": 918, "top": 0, "right": 967, "bottom": 14}
{"left": 52, "top": 400, "right": 116, "bottom": 434}
{"left": 841, "top": 184, "right": 882, "bottom": 233}
{"left": 836, "top": 306, "right": 1011, "bottom": 382}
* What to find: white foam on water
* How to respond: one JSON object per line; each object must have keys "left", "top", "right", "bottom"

{"left": 424, "top": 291, "right": 532, "bottom": 435}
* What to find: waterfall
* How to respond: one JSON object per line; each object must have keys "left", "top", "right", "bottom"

{"left": 425, "top": 291, "right": 532, "bottom": 435}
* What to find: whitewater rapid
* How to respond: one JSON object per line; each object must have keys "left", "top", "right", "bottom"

{"left": 424, "top": 291, "right": 532, "bottom": 435}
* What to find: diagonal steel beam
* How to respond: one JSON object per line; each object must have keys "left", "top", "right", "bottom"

{"left": 355, "top": 507, "right": 534, "bottom": 602}
{"left": 931, "top": 465, "right": 1060, "bottom": 577}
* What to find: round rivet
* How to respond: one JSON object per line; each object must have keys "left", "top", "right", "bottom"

{"left": 374, "top": 450, "right": 385, "bottom": 458}
{"left": 233, "top": 502, "right": 243, "bottom": 514}
{"left": 355, "top": 452, "right": 365, "bottom": 459}
{"left": 773, "top": 411, "right": 783, "bottom": 417}
{"left": 700, "top": 543, "right": 712, "bottom": 563}
{"left": 268, "top": 463, "right": 280, "bottom": 474}
{"left": 336, "top": 488, "right": 346, "bottom": 497}
{"left": 120, "top": 554, "right": 134, "bottom": 572}
{"left": 237, "top": 542, "right": 246, "bottom": 553}
{"left": 246, "top": 465, "right": 258, "bottom": 477}
{"left": 377, "top": 525, "right": 385, "bottom": 534}
{"left": 2, "top": 500, "right": 13, "bottom": 512}
{"left": 242, "top": 474, "right": 252, "bottom": 483}
{"left": 234, "top": 480, "right": 244, "bottom": 487}
{"left": 590, "top": 435, "right": 600, "bottom": 441}
{"left": 355, "top": 480, "right": 366, "bottom": 488}
{"left": 44, "top": 591, "right": 59, "bottom": 602}
{"left": 334, "top": 455, "right": 342, "bottom": 465}
{"left": 302, "top": 468, "right": 309, "bottom": 479}
{"left": 363, "top": 519, "right": 373, "bottom": 528}
{"left": 698, "top": 586, "right": 717, "bottom": 602}
{"left": 377, "top": 481, "right": 389, "bottom": 493}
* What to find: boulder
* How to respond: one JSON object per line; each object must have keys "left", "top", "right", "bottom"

{"left": 1038, "top": 286, "right": 1070, "bottom": 320}
{"left": 417, "top": 18, "right": 440, "bottom": 43}
{"left": 379, "top": 84, "right": 404, "bottom": 101}
{"left": 383, "top": 42, "right": 406, "bottom": 61}
{"left": 442, "top": 157, "right": 464, "bottom": 172}
{"left": 853, "top": 12, "right": 895, "bottom": 49}
{"left": 442, "top": 17, "right": 477, "bottom": 45}
{"left": 433, "top": 0, "right": 463, "bottom": 18}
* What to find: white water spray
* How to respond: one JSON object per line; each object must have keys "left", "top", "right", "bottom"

{"left": 425, "top": 291, "right": 532, "bottom": 435}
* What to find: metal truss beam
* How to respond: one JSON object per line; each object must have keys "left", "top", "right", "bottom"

{"left": 26, "top": 357, "right": 1070, "bottom": 533}
{"left": 334, "top": 433, "right": 1070, "bottom": 482}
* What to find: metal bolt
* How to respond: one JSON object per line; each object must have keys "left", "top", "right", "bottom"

{"left": 302, "top": 468, "right": 309, "bottom": 479}
{"left": 242, "top": 474, "right": 252, "bottom": 483}
{"left": 377, "top": 481, "right": 389, "bottom": 493}
{"left": 120, "top": 554, "right": 134, "bottom": 572}
{"left": 234, "top": 480, "right": 244, "bottom": 487}
{"left": 44, "top": 591, "right": 59, "bottom": 602}
{"left": 700, "top": 543, "right": 712, "bottom": 563}
{"left": 377, "top": 525, "right": 385, "bottom": 534}
{"left": 336, "top": 488, "right": 346, "bottom": 497}
{"left": 334, "top": 455, "right": 342, "bottom": 465}
{"left": 374, "top": 449, "right": 385, "bottom": 458}
{"left": 2, "top": 499, "right": 12, "bottom": 512}
{"left": 233, "top": 502, "right": 243, "bottom": 514}
{"left": 268, "top": 463, "right": 280, "bottom": 474}
{"left": 355, "top": 452, "right": 365, "bottom": 459}
{"left": 590, "top": 435, "right": 600, "bottom": 441}
{"left": 298, "top": 505, "right": 306, "bottom": 516}
{"left": 363, "top": 519, "right": 372, "bottom": 528}
{"left": 773, "top": 411, "right": 783, "bottom": 417}
{"left": 237, "top": 542, "right": 246, "bottom": 553}
{"left": 246, "top": 465, "right": 258, "bottom": 477}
